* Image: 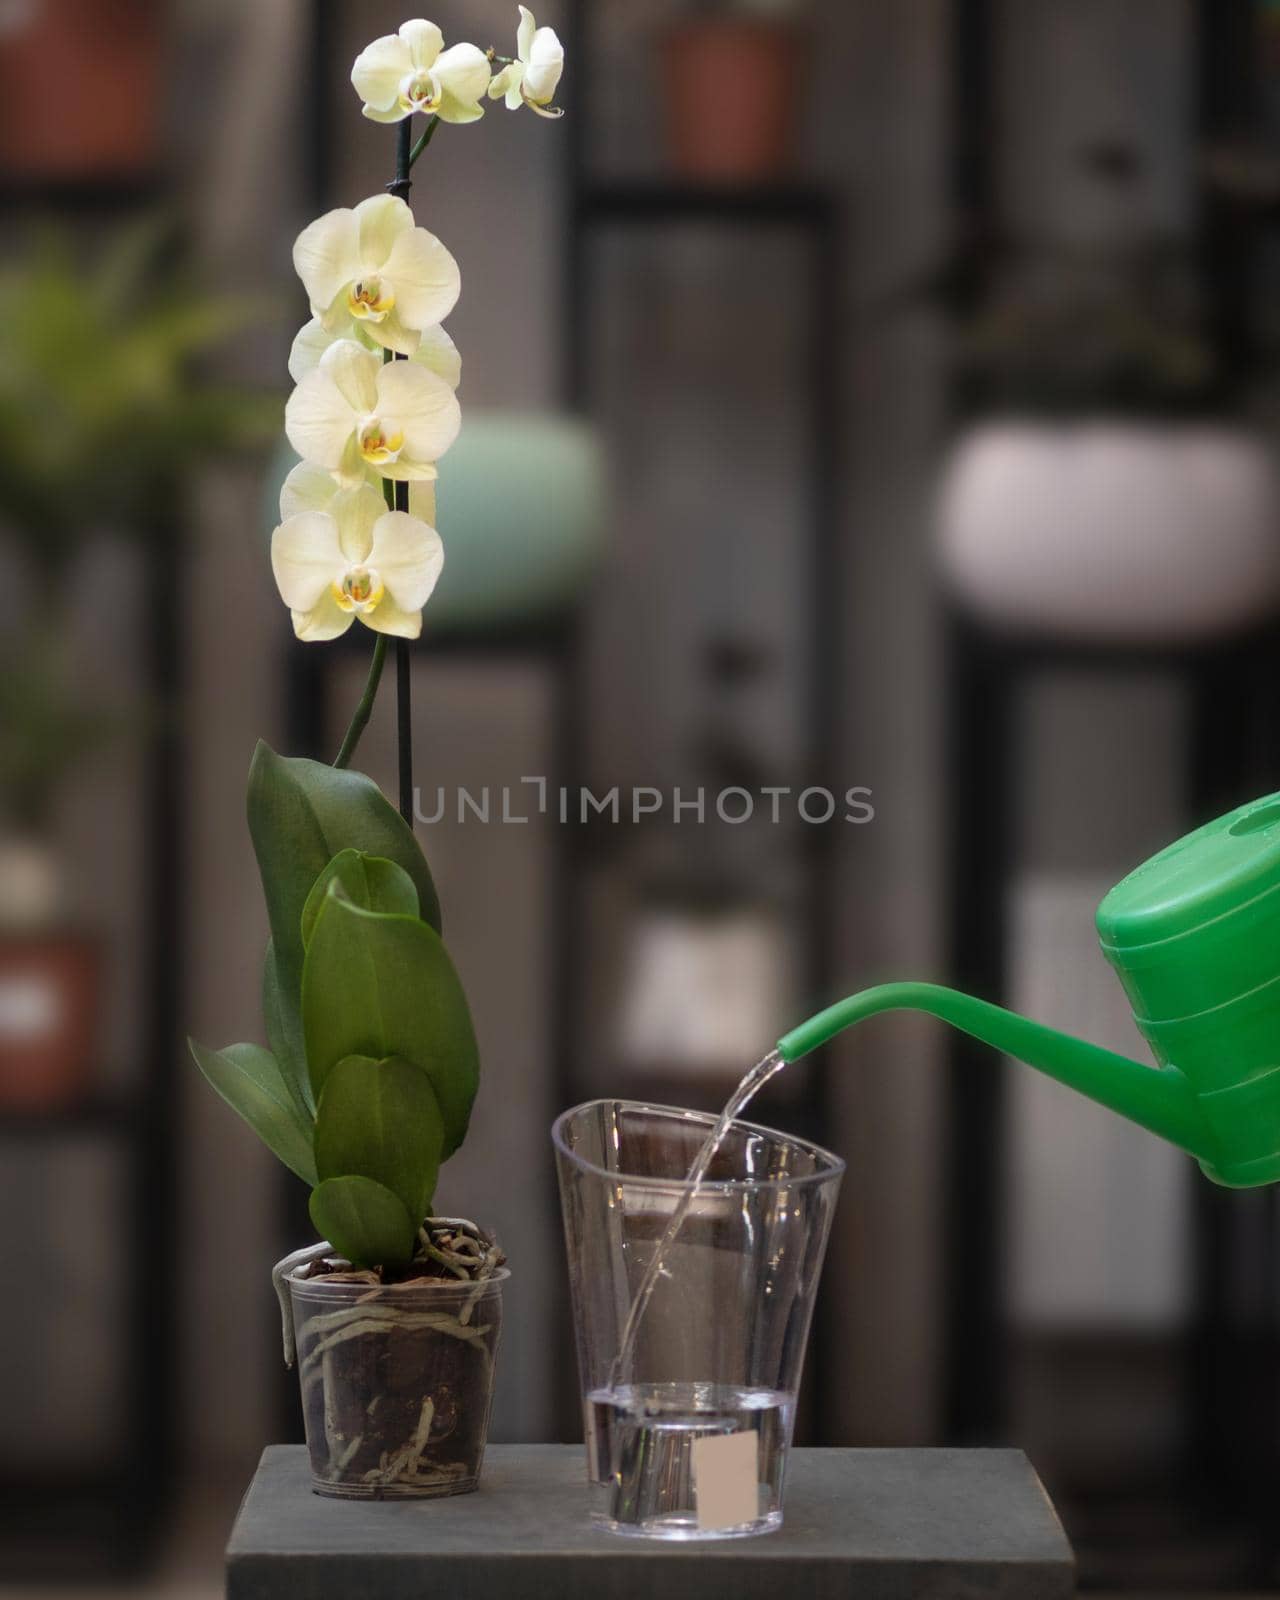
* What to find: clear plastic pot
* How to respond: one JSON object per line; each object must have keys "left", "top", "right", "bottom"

{"left": 285, "top": 1267, "right": 508, "bottom": 1499}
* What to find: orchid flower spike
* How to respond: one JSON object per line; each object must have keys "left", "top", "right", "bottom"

{"left": 285, "top": 339, "right": 460, "bottom": 487}
{"left": 272, "top": 481, "right": 444, "bottom": 642}
{"left": 293, "top": 194, "right": 459, "bottom": 358}
{"left": 488, "top": 6, "right": 564, "bottom": 118}
{"left": 352, "top": 18, "right": 490, "bottom": 124}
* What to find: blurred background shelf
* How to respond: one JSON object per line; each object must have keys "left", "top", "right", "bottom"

{"left": 0, "top": 176, "right": 164, "bottom": 213}
{"left": 936, "top": 0, "right": 1280, "bottom": 1587}
{"left": 0, "top": 1096, "right": 144, "bottom": 1139}
{"left": 560, "top": 0, "right": 846, "bottom": 1441}
{"left": 0, "top": 13, "right": 187, "bottom": 1567}
{"left": 0, "top": 534, "right": 184, "bottom": 1583}
{"left": 0, "top": 1470, "right": 162, "bottom": 1581}
{"left": 575, "top": 183, "right": 835, "bottom": 223}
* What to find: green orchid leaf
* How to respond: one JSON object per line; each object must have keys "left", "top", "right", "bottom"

{"left": 301, "top": 849, "right": 419, "bottom": 952}
{"left": 302, "top": 892, "right": 478, "bottom": 1158}
{"left": 262, "top": 938, "right": 312, "bottom": 1117}
{"left": 188, "top": 1038, "right": 317, "bottom": 1186}
{"left": 246, "top": 744, "right": 442, "bottom": 1112}
{"left": 314, "top": 1054, "right": 443, "bottom": 1227}
{"left": 309, "top": 1175, "right": 416, "bottom": 1269}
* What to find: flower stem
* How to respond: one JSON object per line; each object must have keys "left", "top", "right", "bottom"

{"left": 396, "top": 635, "right": 413, "bottom": 822}
{"left": 390, "top": 117, "right": 415, "bottom": 824}
{"left": 333, "top": 635, "right": 388, "bottom": 769}
{"left": 408, "top": 114, "right": 440, "bottom": 170}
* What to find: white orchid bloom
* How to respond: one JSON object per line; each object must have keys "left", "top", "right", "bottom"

{"left": 289, "top": 314, "right": 460, "bottom": 390}
{"left": 280, "top": 458, "right": 437, "bottom": 537}
{"left": 285, "top": 338, "right": 460, "bottom": 487}
{"left": 292, "top": 194, "right": 459, "bottom": 357}
{"left": 272, "top": 481, "right": 443, "bottom": 642}
{"left": 488, "top": 6, "right": 564, "bottom": 117}
{"left": 352, "top": 18, "right": 490, "bottom": 125}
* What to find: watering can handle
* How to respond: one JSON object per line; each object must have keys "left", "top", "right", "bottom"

{"left": 776, "top": 981, "right": 1215, "bottom": 1164}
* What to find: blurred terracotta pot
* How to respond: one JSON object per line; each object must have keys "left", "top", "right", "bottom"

{"left": 0, "top": 0, "right": 164, "bottom": 180}
{"left": 660, "top": 19, "right": 803, "bottom": 183}
{"left": 0, "top": 934, "right": 99, "bottom": 1108}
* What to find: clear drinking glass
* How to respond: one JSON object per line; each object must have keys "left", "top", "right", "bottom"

{"left": 553, "top": 1098, "right": 844, "bottom": 1540}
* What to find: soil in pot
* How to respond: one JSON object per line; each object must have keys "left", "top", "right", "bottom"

{"left": 287, "top": 1227, "right": 508, "bottom": 1499}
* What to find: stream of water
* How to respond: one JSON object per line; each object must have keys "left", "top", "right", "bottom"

{"left": 610, "top": 1047, "right": 787, "bottom": 1387}
{"left": 589, "top": 1048, "right": 790, "bottom": 1534}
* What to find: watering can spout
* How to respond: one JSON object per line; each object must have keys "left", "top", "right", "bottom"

{"left": 776, "top": 982, "right": 1217, "bottom": 1169}
{"left": 776, "top": 793, "right": 1280, "bottom": 1187}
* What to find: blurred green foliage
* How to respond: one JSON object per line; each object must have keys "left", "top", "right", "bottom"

{"left": 0, "top": 217, "right": 277, "bottom": 572}
{"left": 0, "top": 631, "right": 125, "bottom": 831}
{"left": 0, "top": 219, "right": 277, "bottom": 827}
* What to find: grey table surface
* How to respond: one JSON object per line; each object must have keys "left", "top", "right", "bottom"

{"left": 226, "top": 1444, "right": 1075, "bottom": 1600}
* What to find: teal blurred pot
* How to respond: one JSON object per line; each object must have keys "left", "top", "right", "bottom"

{"left": 265, "top": 411, "right": 607, "bottom": 637}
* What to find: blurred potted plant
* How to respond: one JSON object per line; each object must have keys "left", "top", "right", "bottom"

{"left": 189, "top": 10, "right": 566, "bottom": 1499}
{"left": 660, "top": 0, "right": 806, "bottom": 183}
{"left": 0, "top": 0, "right": 165, "bottom": 181}
{"left": 0, "top": 224, "right": 269, "bottom": 1106}
{"left": 0, "top": 632, "right": 113, "bottom": 1105}
{"left": 935, "top": 147, "right": 1280, "bottom": 643}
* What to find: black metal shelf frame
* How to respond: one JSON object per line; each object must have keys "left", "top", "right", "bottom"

{"left": 0, "top": 191, "right": 184, "bottom": 1576}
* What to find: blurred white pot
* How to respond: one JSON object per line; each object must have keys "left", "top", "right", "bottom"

{"left": 616, "top": 904, "right": 793, "bottom": 1077}
{"left": 0, "top": 836, "right": 98, "bottom": 1109}
{"left": 937, "top": 421, "right": 1280, "bottom": 643}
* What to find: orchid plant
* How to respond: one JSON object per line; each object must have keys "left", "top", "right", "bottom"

{"left": 190, "top": 10, "right": 564, "bottom": 1275}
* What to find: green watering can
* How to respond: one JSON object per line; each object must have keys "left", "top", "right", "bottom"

{"left": 778, "top": 793, "right": 1280, "bottom": 1188}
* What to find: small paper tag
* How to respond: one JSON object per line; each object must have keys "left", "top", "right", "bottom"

{"left": 692, "top": 1429, "right": 758, "bottom": 1532}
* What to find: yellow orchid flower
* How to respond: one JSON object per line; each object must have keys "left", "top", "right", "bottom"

{"left": 292, "top": 193, "right": 459, "bottom": 357}
{"left": 288, "top": 314, "right": 460, "bottom": 391}
{"left": 352, "top": 18, "right": 490, "bottom": 125}
{"left": 271, "top": 481, "right": 443, "bottom": 642}
{"left": 280, "top": 458, "right": 438, "bottom": 535}
{"left": 488, "top": 6, "right": 564, "bottom": 118}
{"left": 285, "top": 338, "right": 460, "bottom": 487}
